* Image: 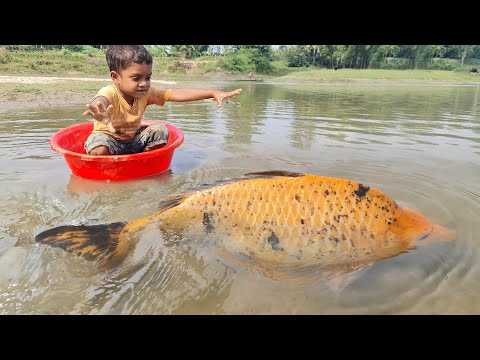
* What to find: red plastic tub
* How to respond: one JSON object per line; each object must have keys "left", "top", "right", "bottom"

{"left": 50, "top": 120, "right": 184, "bottom": 181}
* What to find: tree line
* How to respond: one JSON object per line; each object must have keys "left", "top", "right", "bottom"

{"left": 4, "top": 45, "right": 480, "bottom": 74}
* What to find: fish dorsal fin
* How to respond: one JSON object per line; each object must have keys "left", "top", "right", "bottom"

{"left": 244, "top": 170, "right": 304, "bottom": 179}
{"left": 158, "top": 194, "right": 188, "bottom": 212}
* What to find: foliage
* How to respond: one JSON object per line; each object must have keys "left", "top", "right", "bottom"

{"left": 218, "top": 46, "right": 274, "bottom": 74}
{"left": 1, "top": 45, "right": 480, "bottom": 77}
{"left": 284, "top": 46, "right": 310, "bottom": 67}
{"left": 169, "top": 45, "right": 209, "bottom": 59}
{"left": 146, "top": 45, "right": 168, "bottom": 57}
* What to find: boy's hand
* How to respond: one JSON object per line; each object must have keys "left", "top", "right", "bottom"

{"left": 83, "top": 101, "right": 116, "bottom": 133}
{"left": 213, "top": 88, "right": 242, "bottom": 108}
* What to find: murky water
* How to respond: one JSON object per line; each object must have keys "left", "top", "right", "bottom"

{"left": 1, "top": 81, "right": 479, "bottom": 314}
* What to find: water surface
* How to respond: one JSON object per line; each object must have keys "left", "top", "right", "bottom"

{"left": 1, "top": 82, "right": 479, "bottom": 314}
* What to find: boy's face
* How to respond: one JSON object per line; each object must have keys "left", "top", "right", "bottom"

{"left": 111, "top": 63, "right": 152, "bottom": 102}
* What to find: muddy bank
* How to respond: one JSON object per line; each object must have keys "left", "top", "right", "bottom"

{"left": 0, "top": 75, "right": 178, "bottom": 109}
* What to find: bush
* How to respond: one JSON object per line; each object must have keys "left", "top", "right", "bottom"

{"left": 219, "top": 53, "right": 250, "bottom": 73}
{"left": 285, "top": 47, "right": 310, "bottom": 67}
{"left": 0, "top": 52, "right": 12, "bottom": 64}
{"left": 426, "top": 58, "right": 458, "bottom": 70}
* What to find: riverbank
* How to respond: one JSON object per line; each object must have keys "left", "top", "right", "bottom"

{"left": 1, "top": 69, "right": 479, "bottom": 109}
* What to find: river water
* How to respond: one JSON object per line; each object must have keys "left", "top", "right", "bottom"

{"left": 1, "top": 81, "right": 479, "bottom": 314}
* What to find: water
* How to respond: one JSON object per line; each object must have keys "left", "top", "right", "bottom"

{"left": 1, "top": 81, "right": 479, "bottom": 314}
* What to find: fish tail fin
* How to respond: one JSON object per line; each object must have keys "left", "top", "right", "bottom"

{"left": 34, "top": 194, "right": 190, "bottom": 268}
{"left": 34, "top": 222, "right": 129, "bottom": 268}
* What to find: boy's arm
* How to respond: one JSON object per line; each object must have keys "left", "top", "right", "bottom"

{"left": 168, "top": 88, "right": 242, "bottom": 108}
{"left": 83, "top": 96, "right": 116, "bottom": 133}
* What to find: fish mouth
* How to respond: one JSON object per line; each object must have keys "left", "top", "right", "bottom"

{"left": 416, "top": 224, "right": 457, "bottom": 246}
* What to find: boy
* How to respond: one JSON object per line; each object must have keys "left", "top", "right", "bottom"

{"left": 83, "top": 45, "right": 242, "bottom": 155}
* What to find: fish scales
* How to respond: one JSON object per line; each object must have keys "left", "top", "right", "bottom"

{"left": 152, "top": 175, "right": 405, "bottom": 266}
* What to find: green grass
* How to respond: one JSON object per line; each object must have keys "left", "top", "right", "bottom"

{"left": 1, "top": 50, "right": 479, "bottom": 84}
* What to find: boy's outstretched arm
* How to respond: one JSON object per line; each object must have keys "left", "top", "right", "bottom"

{"left": 83, "top": 96, "right": 116, "bottom": 133}
{"left": 168, "top": 88, "right": 242, "bottom": 108}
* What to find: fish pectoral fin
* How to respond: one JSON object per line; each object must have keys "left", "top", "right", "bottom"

{"left": 327, "top": 263, "right": 373, "bottom": 294}
{"left": 35, "top": 222, "right": 128, "bottom": 267}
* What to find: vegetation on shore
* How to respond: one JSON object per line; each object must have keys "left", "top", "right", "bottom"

{"left": 1, "top": 45, "right": 480, "bottom": 78}
{"left": 0, "top": 46, "right": 479, "bottom": 105}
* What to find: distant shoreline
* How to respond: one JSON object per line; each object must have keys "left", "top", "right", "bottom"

{"left": 1, "top": 73, "right": 479, "bottom": 109}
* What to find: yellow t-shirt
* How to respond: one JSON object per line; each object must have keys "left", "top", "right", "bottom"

{"left": 91, "top": 84, "right": 172, "bottom": 141}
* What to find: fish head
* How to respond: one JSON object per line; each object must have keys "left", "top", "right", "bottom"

{"left": 390, "top": 207, "right": 457, "bottom": 248}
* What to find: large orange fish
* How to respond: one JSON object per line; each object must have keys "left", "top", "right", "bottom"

{"left": 35, "top": 171, "right": 456, "bottom": 279}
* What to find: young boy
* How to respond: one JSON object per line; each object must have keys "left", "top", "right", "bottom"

{"left": 83, "top": 45, "right": 242, "bottom": 155}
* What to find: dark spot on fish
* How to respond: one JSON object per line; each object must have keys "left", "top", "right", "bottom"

{"left": 301, "top": 219, "right": 305, "bottom": 225}
{"left": 354, "top": 184, "right": 370, "bottom": 199}
{"left": 295, "top": 194, "right": 301, "bottom": 202}
{"left": 267, "top": 232, "right": 284, "bottom": 252}
{"left": 203, "top": 212, "right": 215, "bottom": 233}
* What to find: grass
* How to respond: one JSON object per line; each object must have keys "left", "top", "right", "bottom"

{"left": 273, "top": 68, "right": 480, "bottom": 83}
{"left": 1, "top": 50, "right": 478, "bottom": 83}
{"left": 0, "top": 50, "right": 479, "bottom": 105}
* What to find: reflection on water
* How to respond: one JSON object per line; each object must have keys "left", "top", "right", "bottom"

{"left": 1, "top": 82, "right": 479, "bottom": 314}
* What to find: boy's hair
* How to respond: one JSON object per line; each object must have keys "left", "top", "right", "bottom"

{"left": 105, "top": 45, "right": 153, "bottom": 73}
